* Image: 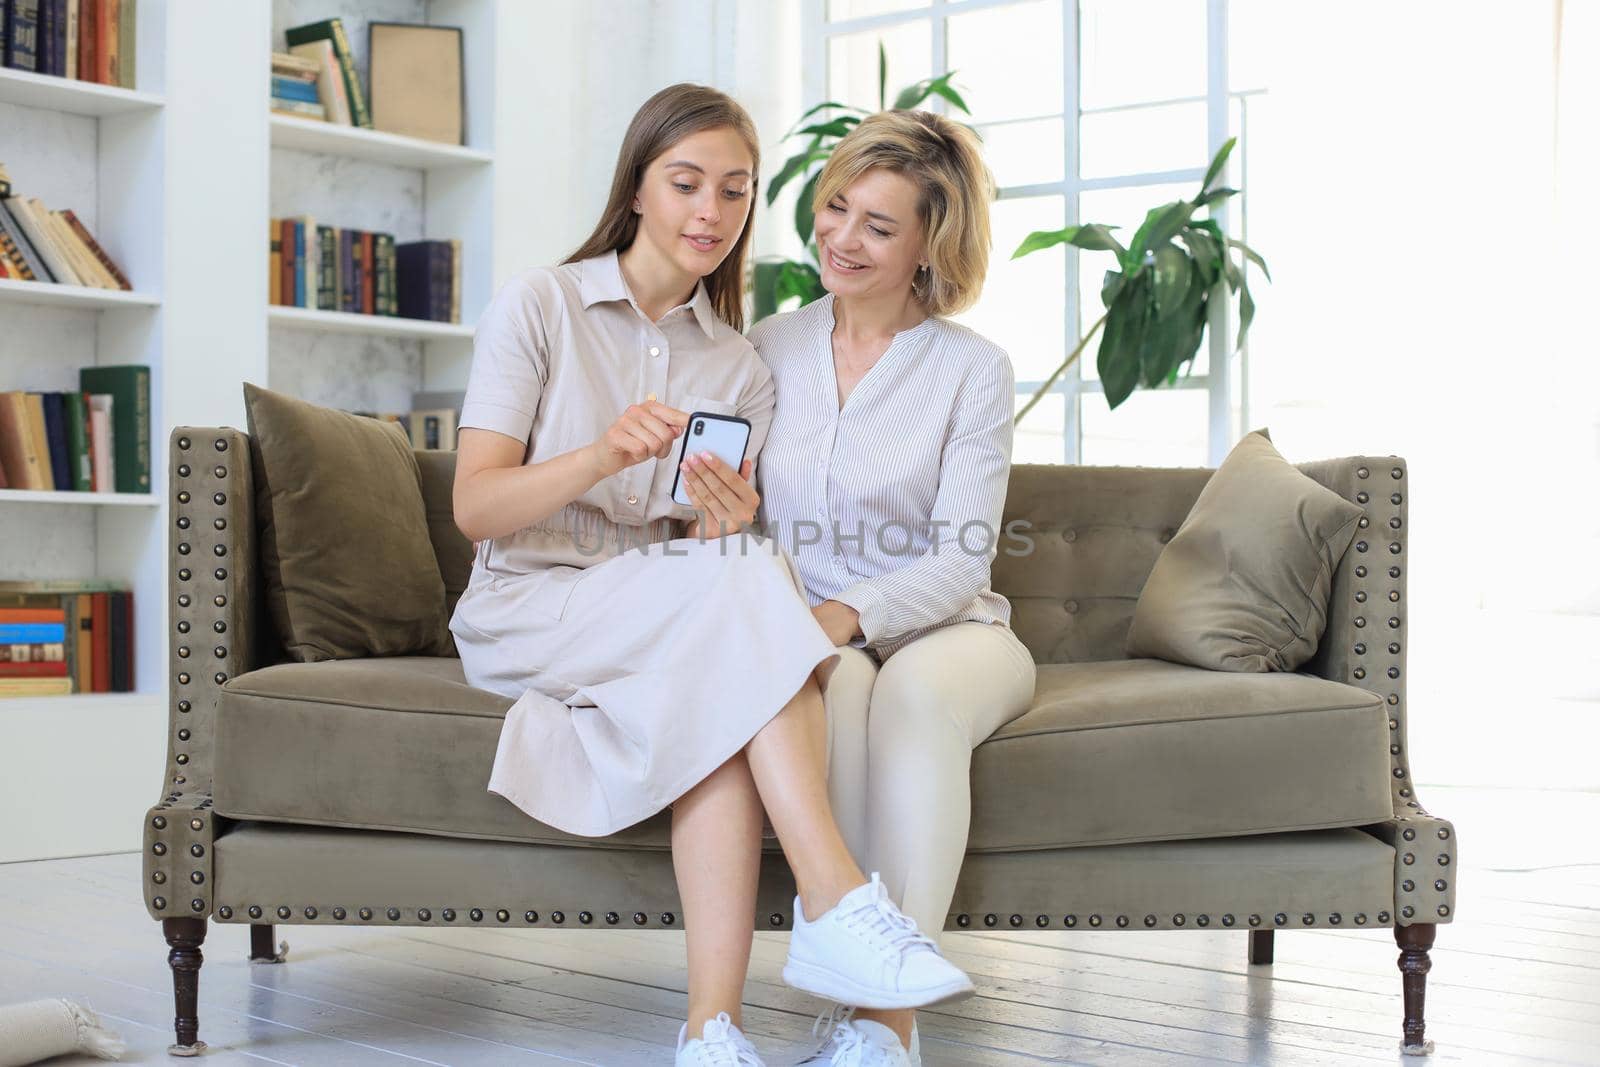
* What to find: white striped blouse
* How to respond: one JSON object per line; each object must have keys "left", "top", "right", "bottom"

{"left": 750, "top": 291, "right": 1016, "bottom": 660}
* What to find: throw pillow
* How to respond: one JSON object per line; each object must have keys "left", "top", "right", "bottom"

{"left": 1126, "top": 428, "right": 1363, "bottom": 672}
{"left": 243, "top": 382, "right": 453, "bottom": 661}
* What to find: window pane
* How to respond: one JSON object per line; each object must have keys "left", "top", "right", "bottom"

{"left": 1080, "top": 0, "right": 1207, "bottom": 110}
{"left": 828, "top": 22, "right": 933, "bottom": 113}
{"left": 976, "top": 117, "right": 1066, "bottom": 188}
{"left": 1080, "top": 100, "right": 1208, "bottom": 179}
{"left": 1076, "top": 181, "right": 1196, "bottom": 380}
{"left": 828, "top": 0, "right": 927, "bottom": 21}
{"left": 954, "top": 195, "right": 1065, "bottom": 384}
{"left": 1013, "top": 390, "right": 1066, "bottom": 464}
{"left": 946, "top": 0, "right": 1062, "bottom": 124}
{"left": 1080, "top": 385, "right": 1208, "bottom": 467}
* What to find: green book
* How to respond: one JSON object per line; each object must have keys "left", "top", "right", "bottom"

{"left": 284, "top": 18, "right": 371, "bottom": 129}
{"left": 78, "top": 365, "right": 150, "bottom": 494}
{"left": 63, "top": 391, "right": 92, "bottom": 492}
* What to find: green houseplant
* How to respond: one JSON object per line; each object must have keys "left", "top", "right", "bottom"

{"left": 1012, "top": 137, "right": 1269, "bottom": 421}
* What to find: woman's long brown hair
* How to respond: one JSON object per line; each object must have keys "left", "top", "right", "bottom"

{"left": 564, "top": 84, "right": 761, "bottom": 332}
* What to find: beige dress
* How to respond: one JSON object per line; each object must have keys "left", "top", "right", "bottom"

{"left": 451, "top": 251, "right": 838, "bottom": 837}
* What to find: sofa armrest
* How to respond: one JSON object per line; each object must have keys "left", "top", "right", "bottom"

{"left": 1298, "top": 455, "right": 1457, "bottom": 926}
{"left": 143, "top": 426, "right": 262, "bottom": 921}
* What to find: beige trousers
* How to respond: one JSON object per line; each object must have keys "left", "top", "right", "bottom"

{"left": 822, "top": 621, "right": 1038, "bottom": 945}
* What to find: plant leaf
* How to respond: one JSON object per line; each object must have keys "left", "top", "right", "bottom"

{"left": 795, "top": 169, "right": 822, "bottom": 248}
{"left": 1101, "top": 269, "right": 1125, "bottom": 307}
{"left": 1150, "top": 244, "right": 1191, "bottom": 320}
{"left": 766, "top": 147, "right": 831, "bottom": 206}
{"left": 1236, "top": 273, "right": 1256, "bottom": 349}
{"left": 1012, "top": 223, "right": 1125, "bottom": 259}
{"left": 878, "top": 42, "right": 887, "bottom": 110}
{"left": 783, "top": 101, "right": 864, "bottom": 140}
{"left": 1129, "top": 201, "right": 1195, "bottom": 261}
{"left": 1098, "top": 279, "right": 1147, "bottom": 409}
{"left": 1227, "top": 237, "right": 1272, "bottom": 282}
{"left": 1201, "top": 137, "right": 1236, "bottom": 193}
{"left": 1178, "top": 228, "right": 1221, "bottom": 286}
{"left": 1193, "top": 185, "right": 1238, "bottom": 208}
{"left": 893, "top": 71, "right": 967, "bottom": 112}
{"left": 794, "top": 117, "right": 859, "bottom": 140}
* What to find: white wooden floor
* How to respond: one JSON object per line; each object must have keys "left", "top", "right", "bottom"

{"left": 2, "top": 786, "right": 1598, "bottom": 1066}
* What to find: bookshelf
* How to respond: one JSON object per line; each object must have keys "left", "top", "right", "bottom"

{"left": 0, "top": 0, "right": 550, "bottom": 861}
{"left": 267, "top": 0, "right": 493, "bottom": 412}
{"left": 0, "top": 1, "right": 169, "bottom": 861}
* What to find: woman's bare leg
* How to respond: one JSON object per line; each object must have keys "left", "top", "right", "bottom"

{"left": 671, "top": 749, "right": 764, "bottom": 1039}
{"left": 852, "top": 1007, "right": 915, "bottom": 1049}
{"left": 744, "top": 671, "right": 866, "bottom": 922}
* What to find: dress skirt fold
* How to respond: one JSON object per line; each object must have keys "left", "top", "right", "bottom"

{"left": 451, "top": 531, "right": 840, "bottom": 838}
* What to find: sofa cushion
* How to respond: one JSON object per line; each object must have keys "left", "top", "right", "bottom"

{"left": 243, "top": 382, "right": 453, "bottom": 661}
{"left": 1126, "top": 429, "right": 1363, "bottom": 672}
{"left": 214, "top": 655, "right": 1394, "bottom": 852}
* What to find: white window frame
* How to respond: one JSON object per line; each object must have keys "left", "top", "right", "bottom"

{"left": 804, "top": 0, "right": 1252, "bottom": 466}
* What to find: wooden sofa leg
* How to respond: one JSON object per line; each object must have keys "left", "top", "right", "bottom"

{"left": 249, "top": 923, "right": 289, "bottom": 963}
{"left": 1247, "top": 929, "right": 1274, "bottom": 964}
{"left": 162, "top": 917, "right": 208, "bottom": 1057}
{"left": 1396, "top": 922, "right": 1437, "bottom": 1055}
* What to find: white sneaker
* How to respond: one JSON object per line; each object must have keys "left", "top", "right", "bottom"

{"left": 793, "top": 1004, "right": 911, "bottom": 1066}
{"left": 676, "top": 1011, "right": 765, "bottom": 1066}
{"left": 794, "top": 1004, "right": 924, "bottom": 1066}
{"left": 783, "top": 872, "right": 976, "bottom": 1010}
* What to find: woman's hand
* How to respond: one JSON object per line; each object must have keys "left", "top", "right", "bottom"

{"left": 813, "top": 600, "right": 862, "bottom": 646}
{"left": 682, "top": 452, "right": 760, "bottom": 540}
{"left": 585, "top": 399, "right": 688, "bottom": 480}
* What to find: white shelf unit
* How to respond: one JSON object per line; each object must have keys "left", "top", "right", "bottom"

{"left": 267, "top": 0, "right": 494, "bottom": 415}
{"left": 0, "top": 1, "right": 169, "bottom": 862}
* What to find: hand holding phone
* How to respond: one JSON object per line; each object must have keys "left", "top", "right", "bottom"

{"left": 673, "top": 412, "right": 757, "bottom": 537}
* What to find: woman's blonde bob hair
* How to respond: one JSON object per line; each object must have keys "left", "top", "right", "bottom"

{"left": 565, "top": 83, "right": 760, "bottom": 332}
{"left": 811, "top": 109, "right": 995, "bottom": 316}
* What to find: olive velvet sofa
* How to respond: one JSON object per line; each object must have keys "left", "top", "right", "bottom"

{"left": 142, "top": 425, "right": 1456, "bottom": 1057}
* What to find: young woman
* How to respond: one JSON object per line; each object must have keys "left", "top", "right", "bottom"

{"left": 448, "top": 85, "right": 974, "bottom": 1067}
{"left": 752, "top": 110, "right": 1038, "bottom": 1066}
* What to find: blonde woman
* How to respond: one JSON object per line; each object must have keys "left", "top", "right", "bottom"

{"left": 449, "top": 85, "right": 974, "bottom": 1066}
{"left": 752, "top": 111, "right": 1037, "bottom": 1066}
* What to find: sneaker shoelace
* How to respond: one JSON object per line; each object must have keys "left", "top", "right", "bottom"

{"left": 693, "top": 1012, "right": 763, "bottom": 1066}
{"left": 839, "top": 873, "right": 939, "bottom": 963}
{"left": 816, "top": 1020, "right": 870, "bottom": 1065}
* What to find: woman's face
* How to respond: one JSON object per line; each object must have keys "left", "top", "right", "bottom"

{"left": 634, "top": 126, "right": 755, "bottom": 280}
{"left": 814, "top": 167, "right": 926, "bottom": 303}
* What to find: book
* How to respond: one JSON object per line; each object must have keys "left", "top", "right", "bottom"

{"left": 0, "top": 621, "right": 65, "bottom": 644}
{"left": 271, "top": 76, "right": 319, "bottom": 103}
{"left": 60, "top": 209, "right": 131, "bottom": 289}
{"left": 6, "top": 197, "right": 78, "bottom": 284}
{"left": 316, "top": 225, "right": 336, "bottom": 310}
{"left": 7, "top": 0, "right": 38, "bottom": 72}
{"left": 396, "top": 240, "right": 454, "bottom": 322}
{"left": 63, "top": 390, "right": 90, "bottom": 491}
{"left": 40, "top": 391, "right": 69, "bottom": 490}
{"left": 45, "top": 209, "right": 107, "bottom": 287}
{"left": 74, "top": 592, "right": 91, "bottom": 692}
{"left": 65, "top": 0, "right": 77, "bottom": 79}
{"left": 284, "top": 18, "right": 370, "bottom": 128}
{"left": 0, "top": 198, "right": 55, "bottom": 282}
{"left": 90, "top": 589, "right": 108, "bottom": 691}
{"left": 270, "top": 99, "right": 327, "bottom": 121}
{"left": 87, "top": 393, "right": 112, "bottom": 491}
{"left": 268, "top": 216, "right": 281, "bottom": 305}
{"left": 450, "top": 238, "right": 461, "bottom": 323}
{"left": 0, "top": 392, "right": 45, "bottom": 490}
{"left": 78, "top": 365, "right": 147, "bottom": 493}
{"left": 288, "top": 38, "right": 350, "bottom": 125}
{"left": 103, "top": 0, "right": 119, "bottom": 86}
{"left": 368, "top": 22, "right": 464, "bottom": 146}
{"left": 22, "top": 392, "right": 52, "bottom": 488}
{"left": 407, "top": 407, "right": 457, "bottom": 450}
{"left": 110, "top": 588, "right": 131, "bottom": 692}
{"left": 361, "top": 230, "right": 374, "bottom": 314}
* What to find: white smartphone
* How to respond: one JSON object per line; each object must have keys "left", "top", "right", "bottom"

{"left": 671, "top": 411, "right": 753, "bottom": 507}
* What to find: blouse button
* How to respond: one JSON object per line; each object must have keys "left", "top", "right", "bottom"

{"left": 648, "top": 346, "right": 661, "bottom": 357}
{"left": 627, "top": 493, "right": 639, "bottom": 505}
